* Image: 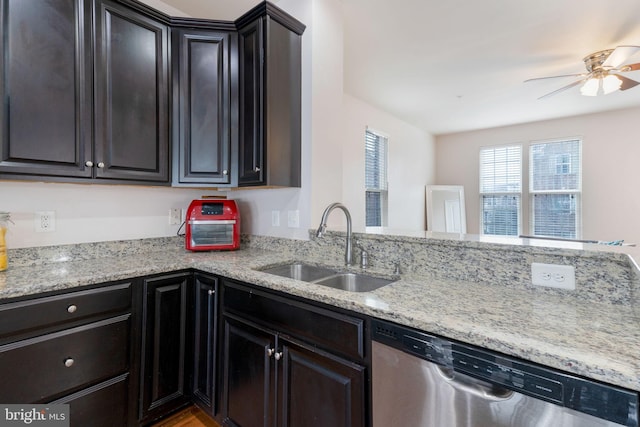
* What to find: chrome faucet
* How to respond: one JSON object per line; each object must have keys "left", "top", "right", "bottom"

{"left": 316, "top": 203, "right": 353, "bottom": 266}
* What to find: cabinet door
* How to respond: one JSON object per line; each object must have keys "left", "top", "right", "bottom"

{"left": 0, "top": 0, "right": 92, "bottom": 178}
{"left": 237, "top": 11, "right": 303, "bottom": 188}
{"left": 139, "top": 273, "right": 191, "bottom": 422}
{"left": 93, "top": 0, "right": 169, "bottom": 183}
{"left": 192, "top": 273, "right": 218, "bottom": 415}
{"left": 174, "top": 29, "right": 234, "bottom": 185}
{"left": 278, "top": 342, "right": 366, "bottom": 427}
{"left": 222, "top": 316, "right": 275, "bottom": 427}
{"left": 237, "top": 18, "right": 264, "bottom": 186}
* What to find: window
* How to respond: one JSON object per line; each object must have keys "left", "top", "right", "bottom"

{"left": 530, "top": 139, "right": 581, "bottom": 239}
{"left": 479, "top": 139, "right": 582, "bottom": 239}
{"left": 479, "top": 145, "right": 522, "bottom": 236}
{"left": 365, "top": 129, "right": 388, "bottom": 227}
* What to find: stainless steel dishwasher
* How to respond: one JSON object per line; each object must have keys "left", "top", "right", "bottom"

{"left": 372, "top": 319, "right": 639, "bottom": 427}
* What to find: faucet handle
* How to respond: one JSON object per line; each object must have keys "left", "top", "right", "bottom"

{"left": 393, "top": 262, "right": 402, "bottom": 275}
{"left": 360, "top": 249, "right": 369, "bottom": 269}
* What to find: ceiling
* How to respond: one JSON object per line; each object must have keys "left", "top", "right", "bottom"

{"left": 142, "top": 0, "right": 640, "bottom": 135}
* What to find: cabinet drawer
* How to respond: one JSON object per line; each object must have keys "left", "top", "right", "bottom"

{"left": 0, "top": 314, "right": 130, "bottom": 403}
{"left": 223, "top": 282, "right": 364, "bottom": 360}
{"left": 51, "top": 374, "right": 129, "bottom": 427}
{"left": 0, "top": 282, "right": 131, "bottom": 340}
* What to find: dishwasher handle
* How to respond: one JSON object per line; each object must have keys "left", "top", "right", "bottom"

{"left": 436, "top": 366, "right": 515, "bottom": 402}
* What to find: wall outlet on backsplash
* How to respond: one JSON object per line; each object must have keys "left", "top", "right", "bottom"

{"left": 531, "top": 263, "right": 575, "bottom": 290}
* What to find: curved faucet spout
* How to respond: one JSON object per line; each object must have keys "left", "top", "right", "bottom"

{"left": 316, "top": 203, "right": 353, "bottom": 266}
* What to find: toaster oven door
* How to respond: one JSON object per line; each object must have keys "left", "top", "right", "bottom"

{"left": 189, "top": 220, "right": 236, "bottom": 247}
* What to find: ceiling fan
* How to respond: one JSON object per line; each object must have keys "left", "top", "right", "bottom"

{"left": 525, "top": 45, "right": 640, "bottom": 99}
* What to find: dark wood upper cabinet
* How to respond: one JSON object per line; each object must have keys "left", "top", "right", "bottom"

{"left": 0, "top": 0, "right": 303, "bottom": 188}
{"left": 237, "top": 5, "right": 305, "bottom": 187}
{"left": 172, "top": 29, "right": 237, "bottom": 186}
{"left": 93, "top": 0, "right": 170, "bottom": 183}
{"left": 0, "top": 0, "right": 93, "bottom": 178}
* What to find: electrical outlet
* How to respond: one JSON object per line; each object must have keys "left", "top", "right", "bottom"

{"left": 34, "top": 211, "right": 56, "bottom": 233}
{"left": 169, "top": 208, "right": 181, "bottom": 225}
{"left": 531, "top": 263, "right": 575, "bottom": 290}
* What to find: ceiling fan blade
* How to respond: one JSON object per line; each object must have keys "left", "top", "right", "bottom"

{"left": 524, "top": 73, "right": 585, "bottom": 83}
{"left": 602, "top": 45, "right": 640, "bottom": 68}
{"left": 615, "top": 74, "right": 640, "bottom": 91}
{"left": 537, "top": 78, "right": 587, "bottom": 99}
{"left": 619, "top": 62, "right": 640, "bottom": 72}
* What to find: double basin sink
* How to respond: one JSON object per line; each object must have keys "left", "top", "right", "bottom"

{"left": 258, "top": 262, "right": 397, "bottom": 293}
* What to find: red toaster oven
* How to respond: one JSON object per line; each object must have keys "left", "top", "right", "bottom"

{"left": 185, "top": 199, "right": 240, "bottom": 251}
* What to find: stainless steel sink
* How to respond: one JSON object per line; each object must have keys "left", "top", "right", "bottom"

{"left": 258, "top": 262, "right": 397, "bottom": 292}
{"left": 314, "top": 273, "right": 395, "bottom": 292}
{"left": 259, "top": 263, "right": 338, "bottom": 282}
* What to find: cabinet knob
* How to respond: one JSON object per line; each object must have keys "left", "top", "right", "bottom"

{"left": 64, "top": 358, "right": 74, "bottom": 368}
{"left": 222, "top": 170, "right": 228, "bottom": 176}
{"left": 67, "top": 304, "right": 77, "bottom": 314}
{"left": 254, "top": 167, "right": 261, "bottom": 173}
{"left": 267, "top": 348, "right": 275, "bottom": 357}
{"left": 85, "top": 161, "right": 93, "bottom": 167}
{"left": 97, "top": 162, "right": 105, "bottom": 168}
{"left": 207, "top": 289, "right": 215, "bottom": 296}
{"left": 274, "top": 351, "right": 283, "bottom": 361}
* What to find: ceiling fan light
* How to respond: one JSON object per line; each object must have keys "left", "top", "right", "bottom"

{"left": 580, "top": 78, "right": 600, "bottom": 96}
{"left": 602, "top": 74, "right": 622, "bottom": 94}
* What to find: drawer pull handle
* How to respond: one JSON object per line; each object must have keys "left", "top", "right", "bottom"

{"left": 267, "top": 348, "right": 275, "bottom": 357}
{"left": 67, "top": 305, "right": 77, "bottom": 314}
{"left": 207, "top": 289, "right": 215, "bottom": 296}
{"left": 64, "top": 358, "right": 74, "bottom": 368}
{"left": 274, "top": 352, "right": 283, "bottom": 361}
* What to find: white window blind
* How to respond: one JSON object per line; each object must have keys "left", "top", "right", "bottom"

{"left": 479, "top": 145, "right": 522, "bottom": 236}
{"left": 365, "top": 129, "right": 388, "bottom": 227}
{"left": 530, "top": 139, "right": 581, "bottom": 239}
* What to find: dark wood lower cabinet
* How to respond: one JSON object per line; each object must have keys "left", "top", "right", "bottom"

{"left": 192, "top": 273, "right": 219, "bottom": 416}
{"left": 0, "top": 281, "right": 133, "bottom": 426}
{"left": 139, "top": 272, "right": 192, "bottom": 424}
{"left": 222, "top": 317, "right": 274, "bottom": 427}
{"left": 222, "top": 303, "right": 366, "bottom": 427}
{"left": 280, "top": 343, "right": 365, "bottom": 427}
{"left": 52, "top": 374, "right": 130, "bottom": 427}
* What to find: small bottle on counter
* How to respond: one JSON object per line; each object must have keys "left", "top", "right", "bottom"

{"left": 0, "top": 212, "right": 10, "bottom": 271}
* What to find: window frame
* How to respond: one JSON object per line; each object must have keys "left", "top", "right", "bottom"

{"left": 479, "top": 144, "right": 523, "bottom": 237}
{"left": 478, "top": 137, "right": 583, "bottom": 239}
{"left": 528, "top": 138, "right": 582, "bottom": 239}
{"left": 365, "top": 128, "right": 389, "bottom": 228}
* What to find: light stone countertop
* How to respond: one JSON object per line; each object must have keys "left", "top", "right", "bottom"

{"left": 1, "top": 242, "right": 639, "bottom": 394}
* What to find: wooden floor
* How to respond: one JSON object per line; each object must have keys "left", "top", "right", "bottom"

{"left": 152, "top": 406, "right": 221, "bottom": 427}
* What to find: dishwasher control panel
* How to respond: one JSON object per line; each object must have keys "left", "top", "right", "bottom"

{"left": 372, "top": 319, "right": 639, "bottom": 427}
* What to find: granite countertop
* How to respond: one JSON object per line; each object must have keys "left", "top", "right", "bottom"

{"left": 1, "top": 244, "right": 639, "bottom": 393}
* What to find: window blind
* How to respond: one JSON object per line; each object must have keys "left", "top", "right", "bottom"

{"left": 479, "top": 145, "right": 522, "bottom": 236}
{"left": 365, "top": 129, "right": 388, "bottom": 227}
{"left": 365, "top": 130, "right": 388, "bottom": 191}
{"left": 480, "top": 145, "right": 522, "bottom": 194}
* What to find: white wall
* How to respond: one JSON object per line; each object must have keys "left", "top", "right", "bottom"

{"left": 342, "top": 94, "right": 435, "bottom": 231}
{"left": 309, "top": 0, "right": 346, "bottom": 230}
{"left": 436, "top": 107, "right": 640, "bottom": 244}
{"left": 0, "top": 181, "right": 208, "bottom": 248}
